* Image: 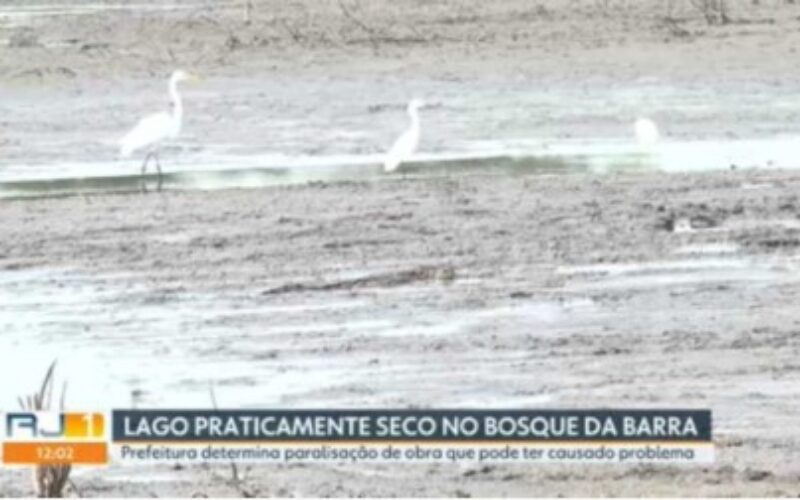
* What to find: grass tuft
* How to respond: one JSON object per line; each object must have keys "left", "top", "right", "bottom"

{"left": 19, "top": 360, "right": 72, "bottom": 498}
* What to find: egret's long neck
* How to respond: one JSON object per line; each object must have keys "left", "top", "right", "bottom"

{"left": 408, "top": 107, "right": 420, "bottom": 133}
{"left": 169, "top": 78, "right": 183, "bottom": 124}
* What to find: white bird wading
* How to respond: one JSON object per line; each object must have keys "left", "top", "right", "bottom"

{"left": 119, "top": 69, "right": 199, "bottom": 192}
{"left": 384, "top": 98, "right": 426, "bottom": 174}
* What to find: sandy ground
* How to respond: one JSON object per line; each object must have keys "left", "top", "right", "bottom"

{"left": 2, "top": 0, "right": 800, "bottom": 497}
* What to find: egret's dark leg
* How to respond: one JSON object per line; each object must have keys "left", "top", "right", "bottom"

{"left": 140, "top": 152, "right": 153, "bottom": 193}
{"left": 155, "top": 152, "right": 163, "bottom": 192}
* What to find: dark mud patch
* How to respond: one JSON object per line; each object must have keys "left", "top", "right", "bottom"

{"left": 261, "top": 265, "right": 457, "bottom": 295}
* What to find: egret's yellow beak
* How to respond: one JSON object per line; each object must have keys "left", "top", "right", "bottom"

{"left": 186, "top": 73, "right": 202, "bottom": 83}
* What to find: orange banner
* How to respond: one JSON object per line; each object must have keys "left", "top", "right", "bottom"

{"left": 3, "top": 442, "right": 108, "bottom": 465}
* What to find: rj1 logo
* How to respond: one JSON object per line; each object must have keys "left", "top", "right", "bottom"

{"left": 5, "top": 413, "right": 105, "bottom": 441}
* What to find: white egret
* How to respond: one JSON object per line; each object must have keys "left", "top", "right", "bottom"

{"left": 384, "top": 98, "right": 426, "bottom": 173}
{"left": 119, "top": 69, "right": 198, "bottom": 191}
{"left": 634, "top": 117, "right": 660, "bottom": 147}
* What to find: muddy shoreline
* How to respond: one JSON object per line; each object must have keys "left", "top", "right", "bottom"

{"left": 4, "top": 0, "right": 800, "bottom": 171}
{"left": 2, "top": 170, "right": 800, "bottom": 496}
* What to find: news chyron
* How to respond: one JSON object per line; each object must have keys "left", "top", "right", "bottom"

{"left": 2, "top": 409, "right": 712, "bottom": 466}
{"left": 2, "top": 412, "right": 108, "bottom": 466}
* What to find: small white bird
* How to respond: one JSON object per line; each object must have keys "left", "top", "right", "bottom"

{"left": 634, "top": 117, "right": 660, "bottom": 147}
{"left": 119, "top": 69, "right": 198, "bottom": 191}
{"left": 384, "top": 98, "right": 426, "bottom": 173}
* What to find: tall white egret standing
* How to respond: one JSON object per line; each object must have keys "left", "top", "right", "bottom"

{"left": 634, "top": 117, "right": 660, "bottom": 147}
{"left": 384, "top": 98, "right": 426, "bottom": 174}
{"left": 119, "top": 69, "right": 197, "bottom": 191}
